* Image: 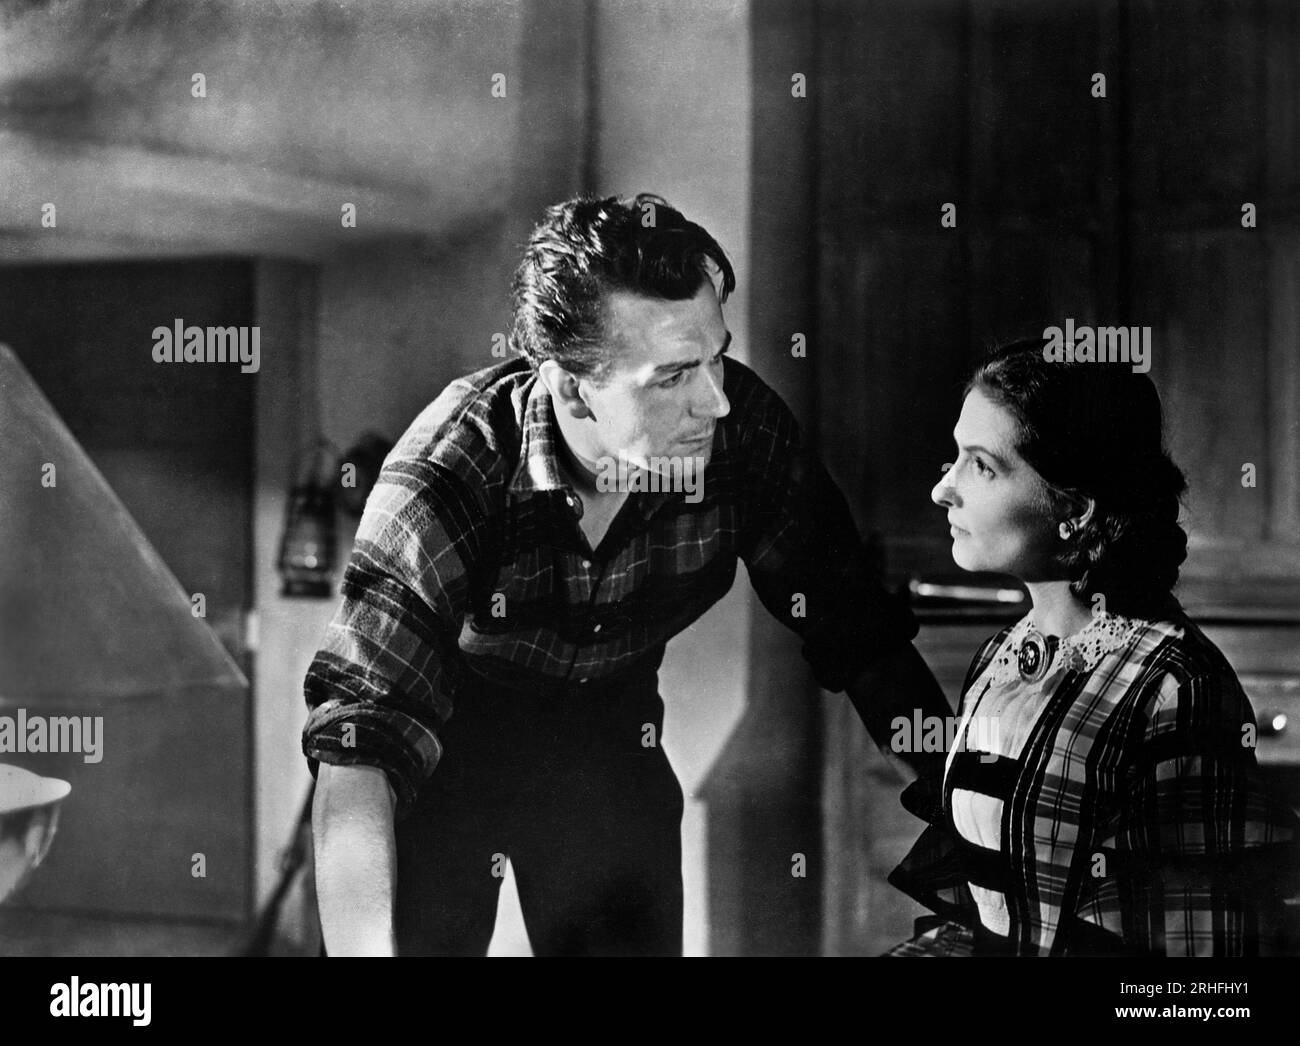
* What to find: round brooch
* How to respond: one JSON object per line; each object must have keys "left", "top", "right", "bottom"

{"left": 1017, "top": 628, "right": 1052, "bottom": 683}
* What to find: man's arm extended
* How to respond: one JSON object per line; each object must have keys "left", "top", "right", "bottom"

{"left": 726, "top": 362, "right": 954, "bottom": 781}
{"left": 313, "top": 763, "right": 399, "bottom": 957}
{"left": 302, "top": 442, "right": 483, "bottom": 955}
{"left": 845, "top": 641, "right": 952, "bottom": 784}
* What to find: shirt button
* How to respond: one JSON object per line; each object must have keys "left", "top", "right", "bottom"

{"left": 579, "top": 677, "right": 589, "bottom": 684}
{"left": 582, "top": 559, "right": 592, "bottom": 569}
{"left": 592, "top": 623, "right": 602, "bottom": 633}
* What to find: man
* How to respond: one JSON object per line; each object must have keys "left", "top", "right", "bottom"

{"left": 302, "top": 193, "right": 949, "bottom": 956}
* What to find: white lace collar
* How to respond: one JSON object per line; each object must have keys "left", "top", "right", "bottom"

{"left": 984, "top": 609, "right": 1146, "bottom": 687}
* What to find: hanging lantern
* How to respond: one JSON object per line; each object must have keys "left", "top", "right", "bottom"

{"left": 336, "top": 431, "right": 394, "bottom": 518}
{"left": 277, "top": 439, "right": 338, "bottom": 598}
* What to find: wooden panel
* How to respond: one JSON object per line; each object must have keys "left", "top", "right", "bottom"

{"left": 702, "top": 0, "right": 823, "bottom": 959}
{"left": 822, "top": 696, "right": 922, "bottom": 956}
{"left": 1127, "top": 0, "right": 1266, "bottom": 212}
{"left": 817, "top": 0, "right": 967, "bottom": 233}
{"left": 1199, "top": 622, "right": 1300, "bottom": 769}
{"left": 1128, "top": 232, "right": 1271, "bottom": 548}
{"left": 965, "top": 230, "right": 1100, "bottom": 347}
{"left": 1264, "top": 0, "right": 1300, "bottom": 203}
{"left": 818, "top": 235, "right": 967, "bottom": 540}
{"left": 1199, "top": 621, "right": 1300, "bottom": 674}
{"left": 822, "top": 621, "right": 987, "bottom": 955}
{"left": 967, "top": 0, "right": 1109, "bottom": 221}
{"left": 1267, "top": 235, "right": 1300, "bottom": 544}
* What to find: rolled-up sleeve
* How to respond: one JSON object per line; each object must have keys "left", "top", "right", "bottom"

{"left": 302, "top": 456, "right": 480, "bottom": 817}
{"left": 736, "top": 382, "right": 918, "bottom": 692}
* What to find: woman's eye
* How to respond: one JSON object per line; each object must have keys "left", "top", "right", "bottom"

{"left": 974, "top": 457, "right": 994, "bottom": 478}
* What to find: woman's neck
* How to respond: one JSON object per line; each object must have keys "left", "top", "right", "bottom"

{"left": 1024, "top": 580, "right": 1094, "bottom": 638}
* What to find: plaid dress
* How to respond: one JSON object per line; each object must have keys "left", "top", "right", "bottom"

{"left": 888, "top": 606, "right": 1300, "bottom": 956}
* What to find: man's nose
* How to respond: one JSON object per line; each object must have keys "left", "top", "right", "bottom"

{"left": 694, "top": 364, "right": 730, "bottom": 420}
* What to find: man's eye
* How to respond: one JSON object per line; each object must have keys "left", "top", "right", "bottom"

{"left": 660, "top": 371, "right": 685, "bottom": 389}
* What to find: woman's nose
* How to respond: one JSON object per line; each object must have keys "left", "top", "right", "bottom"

{"left": 931, "top": 467, "right": 955, "bottom": 508}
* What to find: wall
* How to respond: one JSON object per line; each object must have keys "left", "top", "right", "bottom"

{"left": 590, "top": 0, "right": 754, "bottom": 958}
{"left": 251, "top": 260, "right": 332, "bottom": 944}
{"left": 699, "top": 0, "right": 825, "bottom": 957}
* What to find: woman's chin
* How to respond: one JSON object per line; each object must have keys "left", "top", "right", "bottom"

{"left": 949, "top": 537, "right": 982, "bottom": 573}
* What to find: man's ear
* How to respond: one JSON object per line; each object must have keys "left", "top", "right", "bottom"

{"left": 537, "top": 360, "right": 594, "bottom": 420}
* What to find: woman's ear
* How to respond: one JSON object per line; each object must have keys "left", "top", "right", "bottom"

{"left": 1057, "top": 492, "right": 1096, "bottom": 540}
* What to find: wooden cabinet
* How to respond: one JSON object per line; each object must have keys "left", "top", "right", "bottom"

{"left": 814, "top": 0, "right": 1300, "bottom": 598}
{"left": 823, "top": 617, "right": 1005, "bottom": 955}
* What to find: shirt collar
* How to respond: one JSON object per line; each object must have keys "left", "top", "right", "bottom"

{"left": 506, "top": 376, "right": 684, "bottom": 520}
{"left": 507, "top": 375, "right": 569, "bottom": 498}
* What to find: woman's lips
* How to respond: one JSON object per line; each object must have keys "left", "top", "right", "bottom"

{"left": 949, "top": 521, "right": 969, "bottom": 536}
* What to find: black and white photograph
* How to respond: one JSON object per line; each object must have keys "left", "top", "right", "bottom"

{"left": 1, "top": 0, "right": 1298, "bottom": 1011}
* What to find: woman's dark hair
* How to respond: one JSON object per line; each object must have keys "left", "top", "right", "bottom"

{"left": 509, "top": 192, "right": 735, "bottom": 382}
{"left": 967, "top": 338, "right": 1188, "bottom": 616}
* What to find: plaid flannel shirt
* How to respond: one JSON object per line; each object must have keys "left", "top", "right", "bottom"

{"left": 302, "top": 356, "right": 917, "bottom": 816}
{"left": 890, "top": 608, "right": 1300, "bottom": 956}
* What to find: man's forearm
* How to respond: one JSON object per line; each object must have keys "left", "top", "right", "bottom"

{"left": 845, "top": 641, "right": 951, "bottom": 782}
{"left": 312, "top": 762, "right": 399, "bottom": 956}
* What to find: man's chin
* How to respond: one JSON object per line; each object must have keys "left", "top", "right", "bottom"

{"left": 603, "top": 451, "right": 709, "bottom": 484}
{"left": 631, "top": 448, "right": 710, "bottom": 470}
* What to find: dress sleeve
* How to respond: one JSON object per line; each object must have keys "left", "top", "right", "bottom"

{"left": 301, "top": 456, "right": 483, "bottom": 819}
{"left": 1075, "top": 670, "right": 1300, "bottom": 956}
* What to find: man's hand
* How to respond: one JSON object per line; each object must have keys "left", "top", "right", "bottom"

{"left": 312, "top": 763, "right": 399, "bottom": 956}
{"left": 844, "top": 642, "right": 952, "bottom": 784}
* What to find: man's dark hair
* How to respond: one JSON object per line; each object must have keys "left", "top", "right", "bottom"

{"left": 966, "top": 338, "right": 1188, "bottom": 617}
{"left": 509, "top": 193, "right": 736, "bottom": 382}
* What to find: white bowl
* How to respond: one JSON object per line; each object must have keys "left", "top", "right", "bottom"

{"left": 0, "top": 763, "right": 72, "bottom": 902}
{"left": 0, "top": 764, "right": 71, "bottom": 815}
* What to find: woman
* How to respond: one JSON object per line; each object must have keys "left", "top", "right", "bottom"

{"left": 888, "top": 339, "right": 1299, "bottom": 956}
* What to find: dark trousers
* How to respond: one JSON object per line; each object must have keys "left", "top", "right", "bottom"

{"left": 393, "top": 678, "right": 684, "bottom": 956}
